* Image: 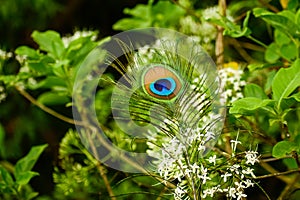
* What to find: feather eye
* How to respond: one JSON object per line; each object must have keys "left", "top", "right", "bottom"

{"left": 142, "top": 64, "right": 183, "bottom": 100}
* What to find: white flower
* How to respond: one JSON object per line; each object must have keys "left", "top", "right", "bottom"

{"left": 230, "top": 139, "right": 241, "bottom": 152}
{"left": 28, "top": 78, "right": 37, "bottom": 86}
{"left": 16, "top": 55, "right": 27, "bottom": 63}
{"left": 243, "top": 179, "right": 255, "bottom": 188}
{"left": 190, "top": 163, "right": 200, "bottom": 174}
{"left": 202, "top": 187, "right": 217, "bottom": 198}
{"left": 174, "top": 186, "right": 186, "bottom": 200}
{"left": 202, "top": 6, "right": 221, "bottom": 20}
{"left": 0, "top": 86, "right": 7, "bottom": 103}
{"left": 221, "top": 172, "right": 232, "bottom": 182}
{"left": 245, "top": 150, "right": 259, "bottom": 165}
{"left": 62, "top": 30, "right": 97, "bottom": 47}
{"left": 236, "top": 92, "right": 243, "bottom": 99}
{"left": 0, "top": 49, "right": 13, "bottom": 60}
{"left": 208, "top": 155, "right": 217, "bottom": 165}
{"left": 233, "top": 82, "right": 242, "bottom": 91}
{"left": 218, "top": 64, "right": 245, "bottom": 105}
{"left": 0, "top": 93, "right": 7, "bottom": 103}
{"left": 230, "top": 164, "right": 241, "bottom": 174}
{"left": 242, "top": 167, "right": 256, "bottom": 178}
{"left": 234, "top": 181, "right": 244, "bottom": 190}
{"left": 225, "top": 89, "right": 233, "bottom": 97}
{"left": 198, "top": 165, "right": 211, "bottom": 184}
{"left": 198, "top": 145, "right": 206, "bottom": 152}
{"left": 236, "top": 190, "right": 247, "bottom": 200}
{"left": 227, "top": 187, "right": 237, "bottom": 198}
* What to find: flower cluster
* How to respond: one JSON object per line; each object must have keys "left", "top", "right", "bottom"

{"left": 0, "top": 49, "right": 11, "bottom": 103}
{"left": 219, "top": 62, "right": 246, "bottom": 104}
{"left": 179, "top": 15, "right": 216, "bottom": 53}
{"left": 62, "top": 30, "right": 97, "bottom": 47}
{"left": 0, "top": 85, "right": 7, "bottom": 103}
{"left": 147, "top": 131, "right": 259, "bottom": 199}
{"left": 0, "top": 49, "right": 13, "bottom": 60}
{"left": 179, "top": 6, "right": 235, "bottom": 54}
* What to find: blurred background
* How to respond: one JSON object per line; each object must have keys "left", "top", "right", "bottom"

{"left": 0, "top": 0, "right": 150, "bottom": 49}
{"left": 0, "top": 0, "right": 151, "bottom": 197}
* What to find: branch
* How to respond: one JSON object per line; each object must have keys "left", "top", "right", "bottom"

{"left": 170, "top": 0, "right": 201, "bottom": 21}
{"left": 278, "top": 174, "right": 300, "bottom": 199}
{"left": 258, "top": 0, "right": 280, "bottom": 13}
{"left": 15, "top": 86, "right": 85, "bottom": 126}
{"left": 96, "top": 163, "right": 116, "bottom": 200}
{"left": 258, "top": 161, "right": 300, "bottom": 188}
{"left": 215, "top": 0, "right": 227, "bottom": 69}
{"left": 254, "top": 168, "right": 300, "bottom": 179}
{"left": 227, "top": 38, "right": 255, "bottom": 63}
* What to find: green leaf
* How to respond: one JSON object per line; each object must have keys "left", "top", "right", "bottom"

{"left": 32, "top": 30, "right": 65, "bottom": 59}
{"left": 253, "top": 8, "right": 299, "bottom": 37}
{"left": 27, "top": 76, "right": 67, "bottom": 90}
{"left": 15, "top": 46, "right": 40, "bottom": 59}
{"left": 0, "top": 166, "right": 14, "bottom": 185}
{"left": 244, "top": 83, "right": 268, "bottom": 99}
{"left": 272, "top": 59, "right": 300, "bottom": 108}
{"left": 272, "top": 141, "right": 299, "bottom": 158}
{"left": 287, "top": 0, "right": 299, "bottom": 11}
{"left": 280, "top": 42, "right": 298, "bottom": 61}
{"left": 290, "top": 190, "right": 300, "bottom": 200}
{"left": 296, "top": 9, "right": 300, "bottom": 27}
{"left": 124, "top": 4, "right": 150, "bottom": 18}
{"left": 229, "top": 97, "right": 274, "bottom": 115}
{"left": 113, "top": 18, "right": 151, "bottom": 31}
{"left": 210, "top": 11, "right": 251, "bottom": 38}
{"left": 26, "top": 56, "right": 55, "bottom": 74}
{"left": 283, "top": 157, "right": 298, "bottom": 169}
{"left": 25, "top": 192, "right": 39, "bottom": 200}
{"left": 280, "top": 10, "right": 296, "bottom": 22}
{"left": 66, "top": 36, "right": 98, "bottom": 67}
{"left": 274, "top": 30, "right": 291, "bottom": 46}
{"left": 15, "top": 171, "right": 39, "bottom": 185}
{"left": 229, "top": 0, "right": 260, "bottom": 14}
{"left": 151, "top": 1, "right": 185, "bottom": 28}
{"left": 14, "top": 144, "right": 48, "bottom": 180}
{"left": 37, "top": 91, "right": 70, "bottom": 106}
{"left": 113, "top": 4, "right": 152, "bottom": 30}
{"left": 295, "top": 134, "right": 300, "bottom": 145}
{"left": 247, "top": 62, "right": 283, "bottom": 71}
{"left": 265, "top": 43, "right": 280, "bottom": 63}
{"left": 265, "top": 70, "right": 277, "bottom": 93}
{"left": 291, "top": 92, "right": 300, "bottom": 102}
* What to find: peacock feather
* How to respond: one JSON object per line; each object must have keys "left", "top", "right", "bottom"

{"left": 72, "top": 28, "right": 226, "bottom": 175}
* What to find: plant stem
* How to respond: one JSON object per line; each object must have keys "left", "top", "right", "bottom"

{"left": 247, "top": 35, "right": 268, "bottom": 48}
{"left": 254, "top": 168, "right": 300, "bottom": 179}
{"left": 215, "top": 0, "right": 226, "bottom": 69}
{"left": 258, "top": 161, "right": 300, "bottom": 188}
{"left": 0, "top": 161, "right": 14, "bottom": 173}
{"left": 228, "top": 38, "right": 255, "bottom": 63}
{"left": 15, "top": 86, "right": 85, "bottom": 126}
{"left": 96, "top": 163, "right": 116, "bottom": 200}
{"left": 258, "top": 0, "right": 280, "bottom": 13}
{"left": 278, "top": 174, "right": 300, "bottom": 200}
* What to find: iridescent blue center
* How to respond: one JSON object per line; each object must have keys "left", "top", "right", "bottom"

{"left": 149, "top": 77, "right": 176, "bottom": 96}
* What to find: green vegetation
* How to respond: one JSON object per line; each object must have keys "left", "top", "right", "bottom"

{"left": 0, "top": 0, "right": 300, "bottom": 199}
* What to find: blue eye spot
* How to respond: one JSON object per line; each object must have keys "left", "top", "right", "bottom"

{"left": 150, "top": 77, "right": 176, "bottom": 96}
